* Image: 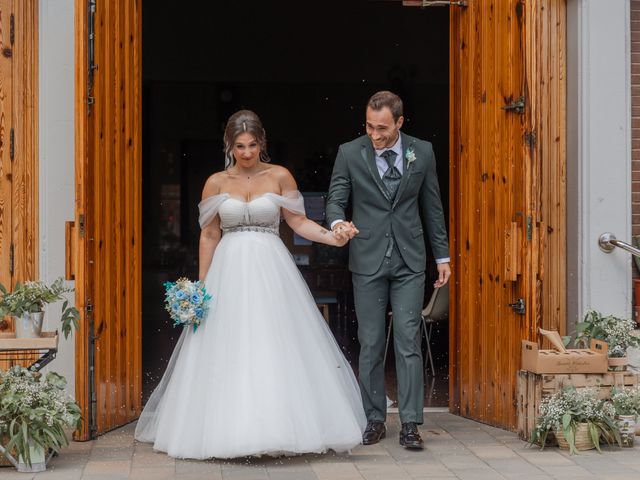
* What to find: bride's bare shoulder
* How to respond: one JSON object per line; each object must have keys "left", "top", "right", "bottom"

{"left": 268, "top": 164, "right": 294, "bottom": 181}
{"left": 201, "top": 172, "right": 226, "bottom": 198}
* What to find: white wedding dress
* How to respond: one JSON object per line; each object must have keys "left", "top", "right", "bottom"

{"left": 135, "top": 191, "right": 366, "bottom": 459}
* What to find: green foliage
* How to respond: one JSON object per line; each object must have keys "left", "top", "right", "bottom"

{"left": 530, "top": 386, "right": 621, "bottom": 455}
{"left": 0, "top": 367, "right": 81, "bottom": 467}
{"left": 0, "top": 277, "right": 79, "bottom": 339}
{"left": 576, "top": 310, "right": 640, "bottom": 358}
{"left": 611, "top": 386, "right": 640, "bottom": 417}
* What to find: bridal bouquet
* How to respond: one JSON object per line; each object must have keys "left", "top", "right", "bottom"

{"left": 163, "top": 278, "right": 211, "bottom": 331}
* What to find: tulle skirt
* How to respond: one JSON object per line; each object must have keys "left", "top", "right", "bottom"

{"left": 135, "top": 231, "right": 367, "bottom": 459}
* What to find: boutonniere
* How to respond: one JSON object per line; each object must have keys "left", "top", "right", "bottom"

{"left": 406, "top": 147, "right": 417, "bottom": 167}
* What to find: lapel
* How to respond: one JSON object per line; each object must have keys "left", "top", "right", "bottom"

{"left": 391, "top": 132, "right": 415, "bottom": 209}
{"left": 360, "top": 139, "right": 391, "bottom": 202}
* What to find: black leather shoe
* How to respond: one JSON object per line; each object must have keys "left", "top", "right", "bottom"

{"left": 399, "top": 422, "right": 424, "bottom": 449}
{"left": 362, "top": 421, "right": 386, "bottom": 445}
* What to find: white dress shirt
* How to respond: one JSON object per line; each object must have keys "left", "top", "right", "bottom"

{"left": 375, "top": 136, "right": 404, "bottom": 177}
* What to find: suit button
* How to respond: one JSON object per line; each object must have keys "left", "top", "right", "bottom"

{"left": 385, "top": 233, "right": 389, "bottom": 237}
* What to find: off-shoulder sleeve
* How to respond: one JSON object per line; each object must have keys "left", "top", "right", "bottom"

{"left": 264, "top": 190, "right": 306, "bottom": 215}
{"left": 198, "top": 194, "right": 229, "bottom": 228}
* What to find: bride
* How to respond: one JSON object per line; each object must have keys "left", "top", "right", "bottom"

{"left": 135, "top": 110, "right": 367, "bottom": 459}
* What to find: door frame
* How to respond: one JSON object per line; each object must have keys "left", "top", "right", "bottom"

{"left": 71, "top": 0, "right": 568, "bottom": 437}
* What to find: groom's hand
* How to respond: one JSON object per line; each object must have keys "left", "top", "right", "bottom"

{"left": 332, "top": 221, "right": 358, "bottom": 241}
{"left": 434, "top": 262, "right": 451, "bottom": 288}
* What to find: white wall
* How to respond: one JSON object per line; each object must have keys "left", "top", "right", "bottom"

{"left": 567, "top": 0, "right": 632, "bottom": 331}
{"left": 39, "top": 0, "right": 76, "bottom": 395}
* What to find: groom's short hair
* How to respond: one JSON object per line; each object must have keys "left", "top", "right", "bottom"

{"left": 367, "top": 91, "right": 403, "bottom": 121}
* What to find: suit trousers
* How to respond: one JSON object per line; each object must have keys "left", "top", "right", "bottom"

{"left": 352, "top": 245, "right": 426, "bottom": 424}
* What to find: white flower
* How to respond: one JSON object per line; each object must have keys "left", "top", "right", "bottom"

{"left": 406, "top": 147, "right": 416, "bottom": 166}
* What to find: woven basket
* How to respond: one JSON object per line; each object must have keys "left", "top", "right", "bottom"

{"left": 0, "top": 435, "right": 16, "bottom": 468}
{"left": 555, "top": 422, "right": 596, "bottom": 451}
{"left": 607, "top": 356, "right": 628, "bottom": 372}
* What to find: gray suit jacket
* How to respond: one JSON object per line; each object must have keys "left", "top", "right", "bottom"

{"left": 326, "top": 132, "right": 449, "bottom": 275}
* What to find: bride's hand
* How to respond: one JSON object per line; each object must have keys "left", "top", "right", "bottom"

{"left": 331, "top": 230, "right": 349, "bottom": 247}
{"left": 330, "top": 222, "right": 359, "bottom": 247}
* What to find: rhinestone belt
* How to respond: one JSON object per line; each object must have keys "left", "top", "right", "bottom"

{"left": 222, "top": 226, "right": 280, "bottom": 236}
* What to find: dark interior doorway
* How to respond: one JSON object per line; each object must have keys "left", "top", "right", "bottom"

{"left": 141, "top": 0, "right": 450, "bottom": 408}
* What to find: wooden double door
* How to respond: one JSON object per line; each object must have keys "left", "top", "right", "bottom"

{"left": 73, "top": 0, "right": 566, "bottom": 438}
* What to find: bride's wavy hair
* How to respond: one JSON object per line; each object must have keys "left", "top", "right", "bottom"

{"left": 223, "top": 110, "right": 271, "bottom": 168}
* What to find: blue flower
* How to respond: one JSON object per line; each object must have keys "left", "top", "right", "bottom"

{"left": 163, "top": 278, "right": 211, "bottom": 331}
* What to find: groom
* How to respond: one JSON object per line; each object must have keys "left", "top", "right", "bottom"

{"left": 326, "top": 91, "right": 450, "bottom": 449}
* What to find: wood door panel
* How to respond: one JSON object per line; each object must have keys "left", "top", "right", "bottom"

{"left": 75, "top": 0, "right": 141, "bottom": 439}
{"left": 449, "top": 0, "right": 566, "bottom": 430}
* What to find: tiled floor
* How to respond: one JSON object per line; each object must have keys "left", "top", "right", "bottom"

{"left": 2, "top": 413, "right": 640, "bottom": 480}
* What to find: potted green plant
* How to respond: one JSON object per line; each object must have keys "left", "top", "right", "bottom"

{"left": 0, "top": 366, "right": 81, "bottom": 472}
{"left": 530, "top": 386, "right": 621, "bottom": 455}
{"left": 610, "top": 386, "right": 640, "bottom": 447}
{"left": 0, "top": 277, "right": 79, "bottom": 339}
{"left": 575, "top": 310, "right": 640, "bottom": 371}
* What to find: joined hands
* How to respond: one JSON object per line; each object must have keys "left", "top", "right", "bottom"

{"left": 332, "top": 221, "right": 359, "bottom": 246}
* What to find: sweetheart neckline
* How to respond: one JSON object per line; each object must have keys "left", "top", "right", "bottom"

{"left": 224, "top": 193, "right": 272, "bottom": 204}
{"left": 201, "top": 192, "right": 291, "bottom": 205}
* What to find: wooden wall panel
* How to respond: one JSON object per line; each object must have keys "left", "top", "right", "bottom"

{"left": 75, "top": 0, "right": 141, "bottom": 439}
{"left": 525, "top": 0, "right": 567, "bottom": 337}
{"left": 0, "top": 0, "right": 38, "bottom": 349}
{"left": 449, "top": 0, "right": 566, "bottom": 430}
{"left": 11, "top": 0, "right": 38, "bottom": 284}
{"left": 0, "top": 0, "right": 14, "bottom": 299}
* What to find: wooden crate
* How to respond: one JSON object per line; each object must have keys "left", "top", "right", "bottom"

{"left": 516, "top": 369, "right": 640, "bottom": 440}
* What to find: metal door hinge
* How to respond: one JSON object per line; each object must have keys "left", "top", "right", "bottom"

{"left": 9, "top": 128, "right": 14, "bottom": 161}
{"left": 85, "top": 298, "right": 93, "bottom": 315}
{"left": 502, "top": 96, "right": 526, "bottom": 114}
{"left": 524, "top": 131, "right": 536, "bottom": 148}
{"left": 87, "top": 0, "right": 97, "bottom": 113}
{"left": 526, "top": 215, "right": 532, "bottom": 241}
{"left": 508, "top": 298, "right": 526, "bottom": 315}
{"left": 417, "top": 1, "right": 468, "bottom": 6}
{"left": 9, "top": 243, "right": 14, "bottom": 275}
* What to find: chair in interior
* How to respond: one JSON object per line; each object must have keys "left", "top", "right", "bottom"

{"left": 383, "top": 283, "right": 449, "bottom": 377}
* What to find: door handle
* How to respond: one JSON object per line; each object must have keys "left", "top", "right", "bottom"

{"left": 65, "top": 221, "right": 75, "bottom": 280}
